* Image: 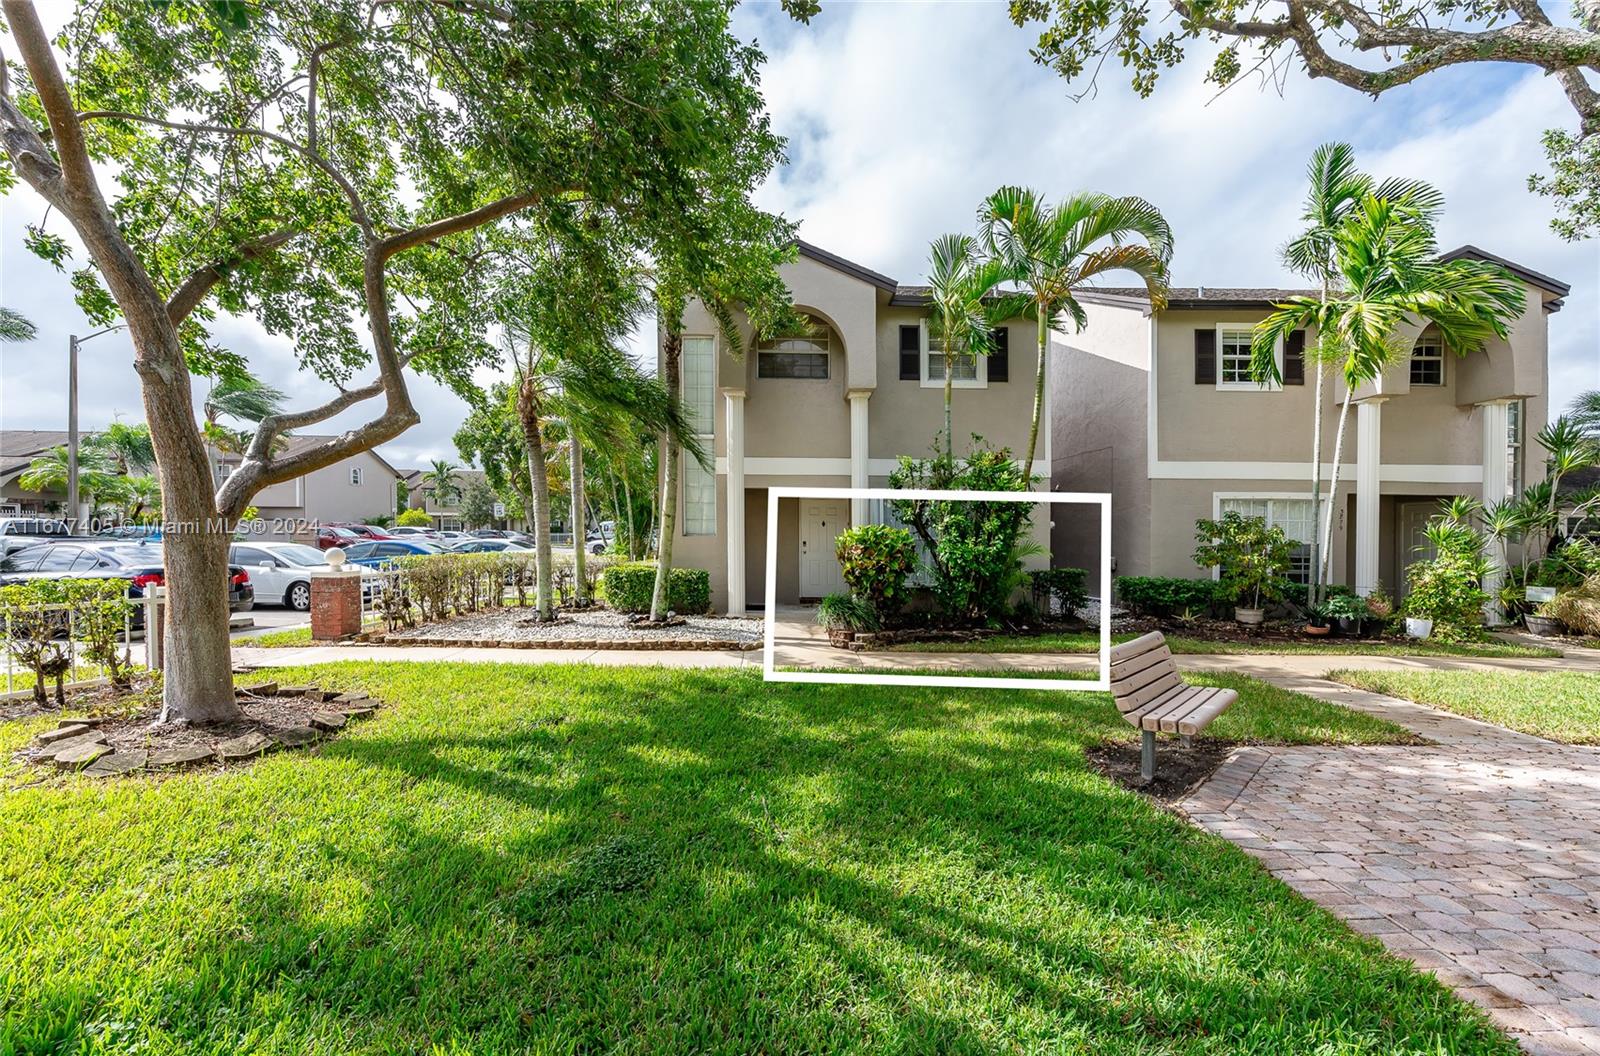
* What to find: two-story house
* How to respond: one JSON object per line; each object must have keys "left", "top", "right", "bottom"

{"left": 216, "top": 434, "right": 403, "bottom": 536}
{"left": 1050, "top": 246, "right": 1569, "bottom": 602}
{"left": 665, "top": 242, "right": 1054, "bottom": 615}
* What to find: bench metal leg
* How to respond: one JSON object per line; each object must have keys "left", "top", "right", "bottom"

{"left": 1141, "top": 729, "right": 1156, "bottom": 783}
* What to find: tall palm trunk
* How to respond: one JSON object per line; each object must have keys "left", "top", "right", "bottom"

{"left": 943, "top": 352, "right": 955, "bottom": 460}
{"left": 517, "top": 370, "right": 555, "bottom": 621}
{"left": 1024, "top": 309, "right": 1047, "bottom": 474}
{"left": 1319, "top": 386, "right": 1356, "bottom": 590}
{"left": 1307, "top": 272, "right": 1330, "bottom": 605}
{"left": 650, "top": 326, "right": 682, "bottom": 621}
{"left": 570, "top": 434, "right": 588, "bottom": 605}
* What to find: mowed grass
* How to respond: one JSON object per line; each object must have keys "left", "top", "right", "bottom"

{"left": 1330, "top": 668, "right": 1600, "bottom": 743}
{"left": 888, "top": 629, "right": 1558, "bottom": 659}
{"left": 0, "top": 662, "right": 1507, "bottom": 1055}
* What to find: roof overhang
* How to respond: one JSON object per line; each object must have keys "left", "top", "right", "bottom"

{"left": 794, "top": 240, "right": 899, "bottom": 293}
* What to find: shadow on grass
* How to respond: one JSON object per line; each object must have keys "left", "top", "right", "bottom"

{"left": 3, "top": 663, "right": 1512, "bottom": 1054}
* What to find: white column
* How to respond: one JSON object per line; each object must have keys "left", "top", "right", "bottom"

{"left": 848, "top": 390, "right": 871, "bottom": 526}
{"left": 1479, "top": 399, "right": 1511, "bottom": 624}
{"left": 724, "top": 390, "right": 746, "bottom": 615}
{"left": 1354, "top": 398, "right": 1384, "bottom": 596}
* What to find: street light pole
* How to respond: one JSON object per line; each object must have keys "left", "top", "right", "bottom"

{"left": 67, "top": 334, "right": 79, "bottom": 527}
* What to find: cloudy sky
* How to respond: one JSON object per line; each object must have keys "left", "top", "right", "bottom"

{"left": 2, "top": 1, "right": 1595, "bottom": 472}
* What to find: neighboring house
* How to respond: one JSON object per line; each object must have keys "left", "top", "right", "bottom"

{"left": 216, "top": 434, "right": 402, "bottom": 537}
{"left": 1051, "top": 245, "right": 1569, "bottom": 602}
{"left": 665, "top": 242, "right": 1051, "bottom": 615}
{"left": 399, "top": 467, "right": 511, "bottom": 531}
{"left": 0, "top": 430, "right": 69, "bottom": 514}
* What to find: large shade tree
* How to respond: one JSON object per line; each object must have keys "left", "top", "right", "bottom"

{"left": 979, "top": 186, "right": 1173, "bottom": 474}
{"left": 1251, "top": 191, "right": 1527, "bottom": 589}
{"left": 0, "top": 0, "right": 800, "bottom": 723}
{"left": 1009, "top": 0, "right": 1600, "bottom": 239}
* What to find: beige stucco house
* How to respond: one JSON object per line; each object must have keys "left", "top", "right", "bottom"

{"left": 216, "top": 434, "right": 402, "bottom": 536}
{"left": 664, "top": 242, "right": 1054, "bottom": 614}
{"left": 1050, "top": 246, "right": 1569, "bottom": 602}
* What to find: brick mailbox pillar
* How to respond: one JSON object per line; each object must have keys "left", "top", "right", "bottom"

{"left": 310, "top": 549, "right": 364, "bottom": 641}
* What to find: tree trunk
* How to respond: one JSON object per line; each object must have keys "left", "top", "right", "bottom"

{"left": 943, "top": 350, "right": 954, "bottom": 461}
{"left": 1319, "top": 389, "right": 1355, "bottom": 589}
{"left": 1024, "top": 310, "right": 1047, "bottom": 474}
{"left": 570, "top": 435, "right": 588, "bottom": 605}
{"left": 650, "top": 328, "right": 682, "bottom": 621}
{"left": 517, "top": 376, "right": 555, "bottom": 621}
{"left": 1309, "top": 360, "right": 1326, "bottom": 606}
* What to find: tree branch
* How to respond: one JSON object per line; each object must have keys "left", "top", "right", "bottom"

{"left": 378, "top": 189, "right": 553, "bottom": 259}
{"left": 166, "top": 227, "right": 302, "bottom": 326}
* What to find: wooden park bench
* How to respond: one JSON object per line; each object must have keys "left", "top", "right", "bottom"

{"left": 1109, "top": 631, "right": 1238, "bottom": 782}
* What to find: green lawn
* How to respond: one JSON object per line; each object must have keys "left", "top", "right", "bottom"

{"left": 234, "top": 625, "right": 316, "bottom": 648}
{"left": 0, "top": 662, "right": 1509, "bottom": 1054}
{"left": 887, "top": 629, "right": 1559, "bottom": 659}
{"left": 1329, "top": 668, "right": 1600, "bottom": 744}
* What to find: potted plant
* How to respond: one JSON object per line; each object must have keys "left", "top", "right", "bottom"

{"left": 817, "top": 592, "right": 879, "bottom": 647}
{"left": 1324, "top": 592, "right": 1367, "bottom": 636}
{"left": 1193, "top": 511, "right": 1295, "bottom": 626}
{"left": 1525, "top": 601, "right": 1565, "bottom": 638}
{"left": 1402, "top": 546, "right": 1489, "bottom": 642}
{"left": 1303, "top": 601, "right": 1332, "bottom": 637}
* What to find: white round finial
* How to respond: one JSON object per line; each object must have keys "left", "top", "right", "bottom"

{"left": 325, "top": 546, "right": 347, "bottom": 569}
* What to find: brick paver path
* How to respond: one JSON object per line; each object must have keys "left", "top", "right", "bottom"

{"left": 1182, "top": 675, "right": 1600, "bottom": 1055}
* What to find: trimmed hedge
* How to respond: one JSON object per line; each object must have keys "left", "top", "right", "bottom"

{"left": 603, "top": 562, "right": 712, "bottom": 615}
{"left": 1114, "top": 576, "right": 1226, "bottom": 617}
{"left": 1030, "top": 567, "right": 1089, "bottom": 615}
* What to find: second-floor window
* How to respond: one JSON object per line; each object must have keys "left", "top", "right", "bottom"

{"left": 1218, "top": 327, "right": 1254, "bottom": 386}
{"left": 681, "top": 335, "right": 717, "bottom": 535}
{"left": 926, "top": 336, "right": 979, "bottom": 382}
{"left": 757, "top": 332, "right": 830, "bottom": 379}
{"left": 215, "top": 460, "right": 233, "bottom": 482}
{"left": 350, "top": 467, "right": 364, "bottom": 486}
{"left": 1410, "top": 331, "right": 1444, "bottom": 386}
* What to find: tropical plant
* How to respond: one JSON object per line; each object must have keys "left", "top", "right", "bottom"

{"left": 979, "top": 186, "right": 1173, "bottom": 472}
{"left": 1544, "top": 574, "right": 1600, "bottom": 637}
{"left": 834, "top": 524, "right": 918, "bottom": 622}
{"left": 420, "top": 460, "right": 462, "bottom": 508}
{"left": 1572, "top": 390, "right": 1600, "bottom": 439}
{"left": 1252, "top": 189, "right": 1527, "bottom": 591}
{"left": 0, "top": 0, "right": 802, "bottom": 723}
{"left": 816, "top": 592, "right": 880, "bottom": 633}
{"left": 1267, "top": 145, "right": 1446, "bottom": 604}
{"left": 923, "top": 234, "right": 1008, "bottom": 459}
{"left": 100, "top": 421, "right": 155, "bottom": 474}
{"left": 889, "top": 441, "right": 1037, "bottom": 624}
{"left": 1193, "top": 512, "right": 1297, "bottom": 612}
{"left": 0, "top": 306, "right": 36, "bottom": 342}
{"left": 19, "top": 442, "right": 121, "bottom": 515}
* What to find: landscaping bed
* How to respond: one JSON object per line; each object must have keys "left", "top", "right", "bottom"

{"left": 7, "top": 674, "right": 381, "bottom": 778}
{"left": 0, "top": 660, "right": 1514, "bottom": 1054}
{"left": 369, "top": 608, "right": 763, "bottom": 651}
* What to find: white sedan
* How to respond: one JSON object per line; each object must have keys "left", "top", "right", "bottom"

{"left": 228, "top": 541, "right": 330, "bottom": 611}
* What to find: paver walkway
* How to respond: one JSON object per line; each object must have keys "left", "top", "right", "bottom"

{"left": 1181, "top": 677, "right": 1600, "bottom": 1055}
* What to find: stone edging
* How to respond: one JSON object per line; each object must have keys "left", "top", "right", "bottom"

{"left": 352, "top": 632, "right": 761, "bottom": 652}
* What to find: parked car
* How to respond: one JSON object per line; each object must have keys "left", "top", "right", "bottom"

{"left": 448, "top": 538, "right": 531, "bottom": 554}
{"left": 388, "top": 525, "right": 440, "bottom": 541}
{"left": 313, "top": 525, "right": 369, "bottom": 550}
{"left": 0, "top": 540, "right": 254, "bottom": 624}
{"left": 434, "top": 530, "right": 469, "bottom": 544}
{"left": 228, "top": 541, "right": 328, "bottom": 611}
{"left": 96, "top": 524, "right": 163, "bottom": 541}
{"left": 339, "top": 539, "right": 446, "bottom": 569}
{"left": 0, "top": 517, "right": 72, "bottom": 557}
{"left": 329, "top": 523, "right": 394, "bottom": 541}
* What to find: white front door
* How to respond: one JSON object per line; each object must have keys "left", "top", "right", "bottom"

{"left": 799, "top": 500, "right": 848, "bottom": 599}
{"left": 1396, "top": 501, "right": 1439, "bottom": 600}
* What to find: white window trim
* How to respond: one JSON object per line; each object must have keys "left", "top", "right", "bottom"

{"left": 919, "top": 321, "right": 987, "bottom": 390}
{"left": 1216, "top": 324, "right": 1280, "bottom": 392}
{"left": 349, "top": 466, "right": 364, "bottom": 486}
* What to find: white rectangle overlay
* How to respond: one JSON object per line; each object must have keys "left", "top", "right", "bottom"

{"left": 763, "top": 487, "right": 1112, "bottom": 692}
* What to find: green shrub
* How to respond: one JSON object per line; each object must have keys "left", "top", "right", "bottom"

{"left": 396, "top": 508, "right": 432, "bottom": 527}
{"left": 816, "top": 592, "right": 879, "bottom": 632}
{"left": 835, "top": 524, "right": 916, "bottom": 620}
{"left": 1403, "top": 551, "right": 1490, "bottom": 641}
{"left": 1114, "top": 576, "right": 1225, "bottom": 617}
{"left": 602, "top": 562, "right": 711, "bottom": 615}
{"left": 1193, "top": 512, "right": 1296, "bottom": 610}
{"left": 1029, "top": 567, "right": 1088, "bottom": 616}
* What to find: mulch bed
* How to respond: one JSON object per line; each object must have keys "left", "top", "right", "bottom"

{"left": 1085, "top": 738, "right": 1240, "bottom": 803}
{"left": 10, "top": 676, "right": 381, "bottom": 779}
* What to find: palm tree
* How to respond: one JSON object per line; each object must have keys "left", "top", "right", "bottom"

{"left": 979, "top": 186, "right": 1173, "bottom": 473}
{"left": 1273, "top": 143, "right": 1445, "bottom": 604}
{"left": 0, "top": 307, "right": 37, "bottom": 343}
{"left": 20, "top": 442, "right": 119, "bottom": 515}
{"left": 1570, "top": 390, "right": 1600, "bottom": 440}
{"left": 203, "top": 373, "right": 287, "bottom": 427}
{"left": 924, "top": 234, "right": 1008, "bottom": 460}
{"left": 1252, "top": 191, "right": 1527, "bottom": 590}
{"left": 100, "top": 421, "right": 155, "bottom": 474}
{"left": 421, "top": 459, "right": 462, "bottom": 507}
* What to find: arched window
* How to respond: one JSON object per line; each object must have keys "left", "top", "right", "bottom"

{"left": 757, "top": 318, "right": 830, "bottom": 379}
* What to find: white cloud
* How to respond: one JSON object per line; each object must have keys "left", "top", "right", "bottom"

{"left": 2, "top": 2, "right": 1595, "bottom": 470}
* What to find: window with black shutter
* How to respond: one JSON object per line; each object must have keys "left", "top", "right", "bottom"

{"left": 988, "top": 327, "right": 1009, "bottom": 382}
{"left": 1194, "top": 328, "right": 1216, "bottom": 385}
{"left": 899, "top": 324, "right": 920, "bottom": 380}
{"left": 1283, "top": 330, "right": 1305, "bottom": 385}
